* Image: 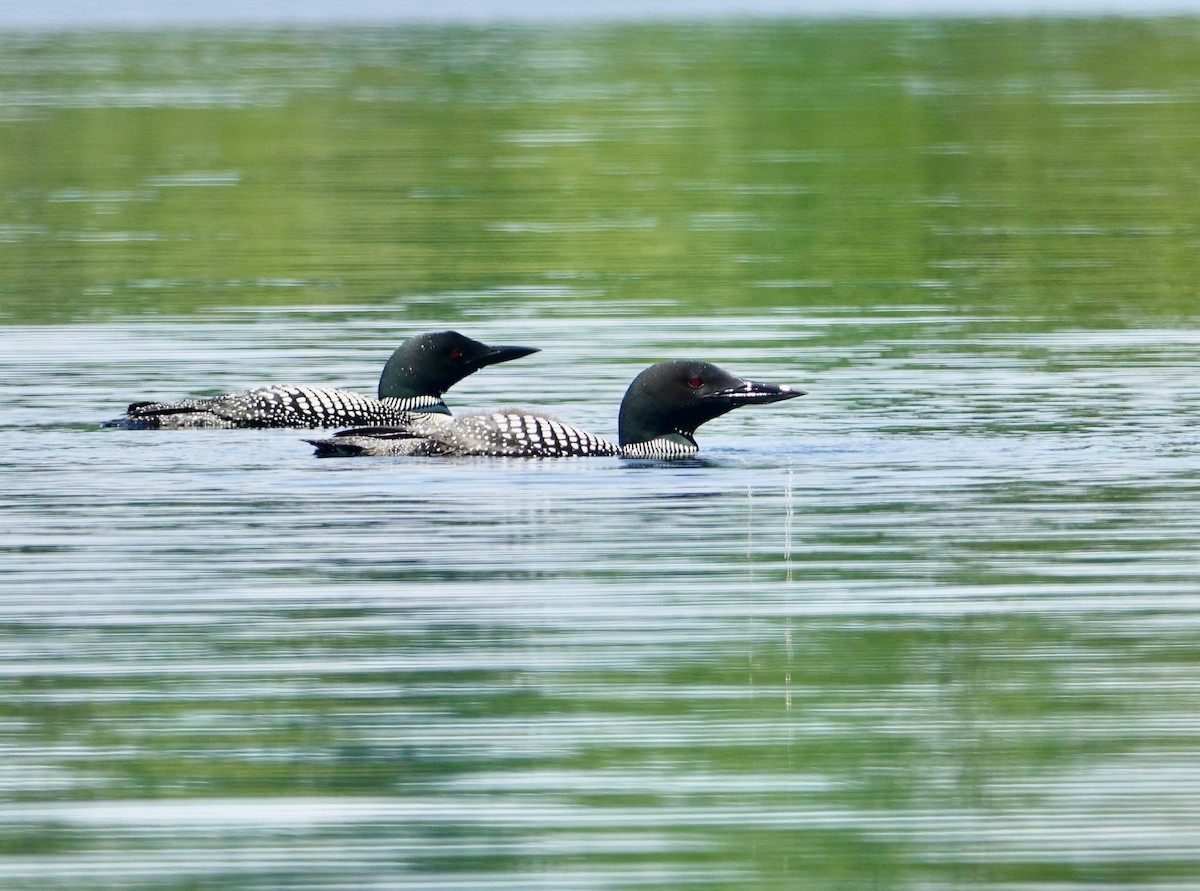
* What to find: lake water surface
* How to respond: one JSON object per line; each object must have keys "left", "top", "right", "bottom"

{"left": 2, "top": 18, "right": 1200, "bottom": 890}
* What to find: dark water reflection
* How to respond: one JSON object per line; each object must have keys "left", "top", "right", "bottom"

{"left": 3, "top": 17, "right": 1200, "bottom": 891}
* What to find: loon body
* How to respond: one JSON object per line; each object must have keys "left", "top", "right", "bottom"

{"left": 308, "top": 360, "right": 802, "bottom": 459}
{"left": 103, "top": 331, "right": 538, "bottom": 430}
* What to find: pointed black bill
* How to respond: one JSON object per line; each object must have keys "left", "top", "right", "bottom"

{"left": 472, "top": 344, "right": 540, "bottom": 371}
{"left": 705, "top": 379, "right": 806, "bottom": 406}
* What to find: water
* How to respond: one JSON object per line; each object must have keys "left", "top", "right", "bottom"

{"left": 3, "top": 18, "right": 1200, "bottom": 891}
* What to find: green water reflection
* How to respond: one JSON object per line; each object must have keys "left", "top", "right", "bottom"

{"left": 6, "top": 601, "right": 1196, "bottom": 888}
{"left": 3, "top": 19, "right": 1200, "bottom": 322}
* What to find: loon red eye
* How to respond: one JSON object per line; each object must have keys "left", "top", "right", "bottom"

{"left": 449, "top": 348, "right": 463, "bottom": 360}
{"left": 687, "top": 376, "right": 703, "bottom": 389}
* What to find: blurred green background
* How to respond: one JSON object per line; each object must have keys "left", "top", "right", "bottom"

{"left": 3, "top": 19, "right": 1198, "bottom": 324}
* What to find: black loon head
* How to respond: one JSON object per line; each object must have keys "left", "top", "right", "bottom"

{"left": 377, "top": 331, "right": 539, "bottom": 400}
{"left": 617, "top": 360, "right": 804, "bottom": 450}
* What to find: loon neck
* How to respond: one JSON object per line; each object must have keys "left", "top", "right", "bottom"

{"left": 379, "top": 394, "right": 450, "bottom": 415}
{"left": 620, "top": 432, "right": 698, "bottom": 459}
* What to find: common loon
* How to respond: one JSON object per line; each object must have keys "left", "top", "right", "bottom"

{"left": 102, "top": 331, "right": 538, "bottom": 430}
{"left": 307, "top": 360, "right": 803, "bottom": 458}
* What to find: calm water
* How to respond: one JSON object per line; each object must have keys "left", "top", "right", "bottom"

{"left": 3, "top": 18, "right": 1200, "bottom": 890}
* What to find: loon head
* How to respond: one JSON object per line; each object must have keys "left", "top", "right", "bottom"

{"left": 377, "top": 331, "right": 539, "bottom": 399}
{"left": 617, "top": 360, "right": 804, "bottom": 450}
